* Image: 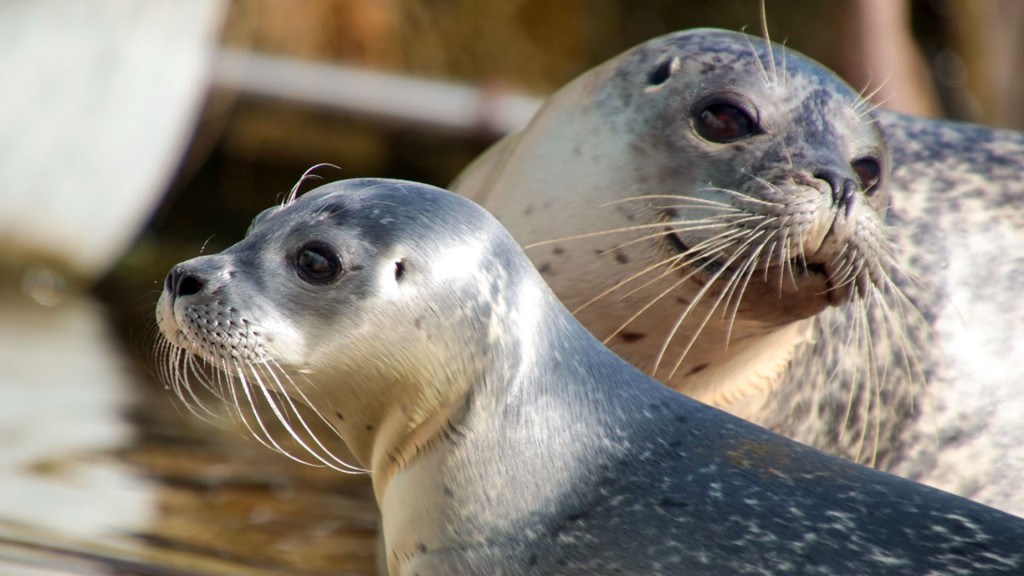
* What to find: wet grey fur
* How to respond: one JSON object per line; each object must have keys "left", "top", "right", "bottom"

{"left": 164, "top": 179, "right": 1024, "bottom": 575}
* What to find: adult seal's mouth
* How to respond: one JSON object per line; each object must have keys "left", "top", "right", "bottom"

{"left": 663, "top": 223, "right": 851, "bottom": 307}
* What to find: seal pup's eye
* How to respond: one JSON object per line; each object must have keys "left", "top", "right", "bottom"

{"left": 852, "top": 157, "right": 882, "bottom": 195}
{"left": 296, "top": 241, "right": 342, "bottom": 284}
{"left": 694, "top": 101, "right": 758, "bottom": 143}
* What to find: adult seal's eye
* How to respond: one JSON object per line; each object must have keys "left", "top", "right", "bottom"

{"left": 852, "top": 157, "right": 882, "bottom": 195}
{"left": 695, "top": 102, "right": 757, "bottom": 143}
{"left": 296, "top": 242, "right": 342, "bottom": 284}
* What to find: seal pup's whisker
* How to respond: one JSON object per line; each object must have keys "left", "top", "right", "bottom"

{"left": 260, "top": 359, "right": 368, "bottom": 474}
{"left": 250, "top": 362, "right": 366, "bottom": 474}
{"left": 286, "top": 162, "right": 340, "bottom": 205}
{"left": 230, "top": 362, "right": 330, "bottom": 469}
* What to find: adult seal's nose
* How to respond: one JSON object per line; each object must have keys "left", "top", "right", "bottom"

{"left": 813, "top": 168, "right": 859, "bottom": 216}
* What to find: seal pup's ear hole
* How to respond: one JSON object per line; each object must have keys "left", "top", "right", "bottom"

{"left": 645, "top": 56, "right": 679, "bottom": 91}
{"left": 394, "top": 259, "right": 407, "bottom": 282}
{"left": 852, "top": 157, "right": 882, "bottom": 196}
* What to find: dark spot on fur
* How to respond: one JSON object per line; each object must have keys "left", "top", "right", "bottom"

{"left": 335, "top": 411, "right": 344, "bottom": 421}
{"left": 394, "top": 259, "right": 406, "bottom": 281}
{"left": 675, "top": 296, "right": 691, "bottom": 305}
{"left": 659, "top": 496, "right": 690, "bottom": 509}
{"left": 687, "top": 363, "right": 710, "bottom": 376}
{"left": 416, "top": 542, "right": 428, "bottom": 553}
{"left": 538, "top": 262, "right": 553, "bottom": 275}
{"left": 523, "top": 205, "right": 533, "bottom": 215}
{"left": 618, "top": 331, "right": 646, "bottom": 343}
{"left": 614, "top": 251, "right": 630, "bottom": 264}
{"left": 443, "top": 485, "right": 454, "bottom": 497}
{"left": 365, "top": 424, "right": 374, "bottom": 432}
{"left": 566, "top": 509, "right": 587, "bottom": 522}
{"left": 552, "top": 246, "right": 565, "bottom": 255}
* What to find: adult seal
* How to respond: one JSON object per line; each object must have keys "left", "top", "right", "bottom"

{"left": 452, "top": 29, "right": 1024, "bottom": 514}
{"left": 155, "top": 178, "right": 1024, "bottom": 576}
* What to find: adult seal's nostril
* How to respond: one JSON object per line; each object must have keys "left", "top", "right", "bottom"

{"left": 837, "top": 178, "right": 858, "bottom": 217}
{"left": 812, "top": 169, "right": 859, "bottom": 217}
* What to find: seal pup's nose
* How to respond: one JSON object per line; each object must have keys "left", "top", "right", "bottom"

{"left": 165, "top": 264, "right": 206, "bottom": 302}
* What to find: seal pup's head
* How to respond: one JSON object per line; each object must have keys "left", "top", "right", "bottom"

{"left": 155, "top": 178, "right": 643, "bottom": 573}
{"left": 455, "top": 28, "right": 906, "bottom": 415}
{"left": 155, "top": 178, "right": 553, "bottom": 479}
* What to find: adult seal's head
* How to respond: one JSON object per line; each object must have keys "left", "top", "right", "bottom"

{"left": 156, "top": 178, "right": 1024, "bottom": 575}
{"left": 454, "top": 28, "right": 903, "bottom": 442}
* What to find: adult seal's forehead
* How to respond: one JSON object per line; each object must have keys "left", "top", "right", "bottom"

{"left": 599, "top": 29, "right": 884, "bottom": 135}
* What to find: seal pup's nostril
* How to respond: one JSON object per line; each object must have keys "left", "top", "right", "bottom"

{"left": 167, "top": 265, "right": 205, "bottom": 299}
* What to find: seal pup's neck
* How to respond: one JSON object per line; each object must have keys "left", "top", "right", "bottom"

{"left": 346, "top": 270, "right": 638, "bottom": 574}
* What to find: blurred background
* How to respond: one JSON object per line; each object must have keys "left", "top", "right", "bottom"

{"left": 1, "top": 0, "right": 1022, "bottom": 574}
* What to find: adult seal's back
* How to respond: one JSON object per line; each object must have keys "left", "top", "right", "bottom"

{"left": 156, "top": 178, "right": 1024, "bottom": 575}
{"left": 453, "top": 28, "right": 1024, "bottom": 514}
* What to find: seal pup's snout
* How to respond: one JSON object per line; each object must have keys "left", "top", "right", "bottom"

{"left": 165, "top": 264, "right": 205, "bottom": 303}
{"left": 163, "top": 256, "right": 230, "bottom": 305}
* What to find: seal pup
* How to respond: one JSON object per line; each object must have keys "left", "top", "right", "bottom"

{"left": 156, "top": 178, "right": 1024, "bottom": 576}
{"left": 452, "top": 29, "right": 1024, "bottom": 513}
